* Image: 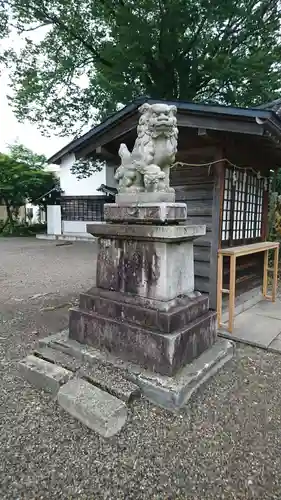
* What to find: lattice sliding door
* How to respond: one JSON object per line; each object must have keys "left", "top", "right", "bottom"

{"left": 221, "top": 167, "right": 266, "bottom": 246}
{"left": 61, "top": 197, "right": 107, "bottom": 221}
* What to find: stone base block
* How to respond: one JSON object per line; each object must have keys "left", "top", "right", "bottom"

{"left": 79, "top": 288, "right": 209, "bottom": 334}
{"left": 115, "top": 191, "right": 175, "bottom": 204}
{"left": 19, "top": 355, "right": 73, "bottom": 396}
{"left": 129, "top": 338, "right": 234, "bottom": 410}
{"left": 78, "top": 363, "right": 140, "bottom": 403}
{"left": 38, "top": 331, "right": 235, "bottom": 410}
{"left": 88, "top": 226, "right": 206, "bottom": 301}
{"left": 34, "top": 346, "right": 82, "bottom": 372}
{"left": 57, "top": 378, "right": 128, "bottom": 437}
{"left": 69, "top": 307, "right": 217, "bottom": 376}
{"left": 104, "top": 202, "right": 187, "bottom": 224}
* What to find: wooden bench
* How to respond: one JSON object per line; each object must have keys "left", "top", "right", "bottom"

{"left": 217, "top": 241, "right": 280, "bottom": 333}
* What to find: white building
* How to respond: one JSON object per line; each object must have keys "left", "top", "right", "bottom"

{"left": 40, "top": 98, "right": 144, "bottom": 240}
{"left": 42, "top": 149, "right": 118, "bottom": 240}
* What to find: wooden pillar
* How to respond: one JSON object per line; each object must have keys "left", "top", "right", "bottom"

{"left": 263, "top": 250, "right": 269, "bottom": 297}
{"left": 261, "top": 178, "right": 269, "bottom": 241}
{"left": 272, "top": 246, "right": 279, "bottom": 302}
{"left": 209, "top": 148, "right": 225, "bottom": 310}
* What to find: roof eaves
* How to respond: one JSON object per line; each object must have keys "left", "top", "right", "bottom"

{"left": 48, "top": 97, "right": 281, "bottom": 164}
{"left": 47, "top": 96, "right": 147, "bottom": 164}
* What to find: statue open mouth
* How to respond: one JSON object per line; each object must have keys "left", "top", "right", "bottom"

{"left": 155, "top": 119, "right": 171, "bottom": 127}
{"left": 115, "top": 102, "right": 178, "bottom": 195}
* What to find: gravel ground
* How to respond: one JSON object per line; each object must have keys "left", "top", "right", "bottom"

{"left": 1, "top": 237, "right": 281, "bottom": 500}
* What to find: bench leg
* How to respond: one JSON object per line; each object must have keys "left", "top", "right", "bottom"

{"left": 272, "top": 246, "right": 279, "bottom": 302}
{"left": 228, "top": 255, "right": 236, "bottom": 333}
{"left": 263, "top": 249, "right": 269, "bottom": 298}
{"left": 217, "top": 254, "right": 223, "bottom": 328}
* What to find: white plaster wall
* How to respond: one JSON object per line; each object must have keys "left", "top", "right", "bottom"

{"left": 62, "top": 221, "right": 95, "bottom": 236}
{"left": 106, "top": 164, "right": 117, "bottom": 188}
{"left": 58, "top": 155, "right": 117, "bottom": 236}
{"left": 59, "top": 153, "right": 107, "bottom": 195}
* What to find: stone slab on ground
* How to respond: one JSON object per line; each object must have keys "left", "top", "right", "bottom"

{"left": 57, "top": 378, "right": 128, "bottom": 437}
{"left": 37, "top": 331, "right": 140, "bottom": 401}
{"left": 78, "top": 361, "right": 140, "bottom": 403}
{"left": 128, "top": 338, "right": 234, "bottom": 410}
{"left": 34, "top": 346, "right": 82, "bottom": 372}
{"left": 251, "top": 299, "right": 281, "bottom": 321}
{"left": 268, "top": 336, "right": 281, "bottom": 353}
{"left": 19, "top": 355, "right": 73, "bottom": 396}
{"left": 38, "top": 331, "right": 234, "bottom": 410}
{"left": 38, "top": 329, "right": 69, "bottom": 347}
{"left": 221, "top": 287, "right": 263, "bottom": 323}
{"left": 104, "top": 202, "right": 187, "bottom": 223}
{"left": 219, "top": 308, "right": 281, "bottom": 349}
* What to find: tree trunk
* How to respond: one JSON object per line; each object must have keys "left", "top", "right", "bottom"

{"left": 3, "top": 203, "right": 16, "bottom": 233}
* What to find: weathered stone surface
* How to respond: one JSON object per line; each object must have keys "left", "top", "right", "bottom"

{"left": 38, "top": 330, "right": 69, "bottom": 348}
{"left": 57, "top": 378, "right": 128, "bottom": 437}
{"left": 69, "top": 308, "right": 217, "bottom": 376}
{"left": 79, "top": 289, "right": 209, "bottom": 334}
{"left": 115, "top": 103, "right": 178, "bottom": 196}
{"left": 19, "top": 355, "right": 73, "bottom": 395}
{"left": 128, "top": 339, "right": 235, "bottom": 410}
{"left": 104, "top": 202, "right": 187, "bottom": 223}
{"left": 78, "top": 361, "right": 140, "bottom": 402}
{"left": 37, "top": 331, "right": 234, "bottom": 411}
{"left": 95, "top": 237, "right": 195, "bottom": 300}
{"left": 81, "top": 286, "right": 203, "bottom": 312}
{"left": 115, "top": 191, "right": 176, "bottom": 204}
{"left": 87, "top": 222, "right": 206, "bottom": 242}
{"left": 34, "top": 346, "right": 81, "bottom": 372}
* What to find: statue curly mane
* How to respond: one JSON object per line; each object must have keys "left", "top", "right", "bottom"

{"left": 132, "top": 103, "right": 178, "bottom": 168}
{"left": 115, "top": 102, "right": 178, "bottom": 194}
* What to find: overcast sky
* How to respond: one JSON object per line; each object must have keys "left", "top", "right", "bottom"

{"left": 0, "top": 26, "right": 72, "bottom": 161}
{"left": 0, "top": 68, "right": 70, "bottom": 159}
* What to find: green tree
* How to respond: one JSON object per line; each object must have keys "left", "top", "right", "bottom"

{"left": 1, "top": 0, "right": 281, "bottom": 135}
{"left": 8, "top": 142, "right": 47, "bottom": 170}
{"left": 0, "top": 152, "right": 58, "bottom": 231}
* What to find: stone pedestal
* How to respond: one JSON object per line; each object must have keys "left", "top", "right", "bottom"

{"left": 18, "top": 103, "right": 234, "bottom": 433}
{"left": 68, "top": 203, "right": 218, "bottom": 376}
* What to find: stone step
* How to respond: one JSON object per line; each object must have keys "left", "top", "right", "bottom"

{"left": 36, "top": 339, "right": 140, "bottom": 403}
{"left": 33, "top": 346, "right": 82, "bottom": 372}
{"left": 78, "top": 361, "right": 140, "bottom": 403}
{"left": 19, "top": 355, "right": 73, "bottom": 396}
{"left": 57, "top": 378, "right": 127, "bottom": 437}
{"left": 79, "top": 289, "right": 209, "bottom": 334}
{"left": 69, "top": 307, "right": 217, "bottom": 376}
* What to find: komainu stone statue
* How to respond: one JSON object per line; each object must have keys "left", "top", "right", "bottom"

{"left": 115, "top": 102, "right": 178, "bottom": 193}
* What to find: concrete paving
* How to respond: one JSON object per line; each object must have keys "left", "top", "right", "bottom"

{"left": 219, "top": 299, "right": 281, "bottom": 352}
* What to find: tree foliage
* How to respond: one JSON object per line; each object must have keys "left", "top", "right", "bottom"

{"left": 0, "top": 148, "right": 58, "bottom": 230}
{"left": 71, "top": 157, "right": 104, "bottom": 179}
{"left": 8, "top": 142, "right": 48, "bottom": 169}
{"left": 1, "top": 0, "right": 281, "bottom": 135}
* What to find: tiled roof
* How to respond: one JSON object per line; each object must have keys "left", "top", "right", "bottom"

{"left": 257, "top": 98, "right": 281, "bottom": 117}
